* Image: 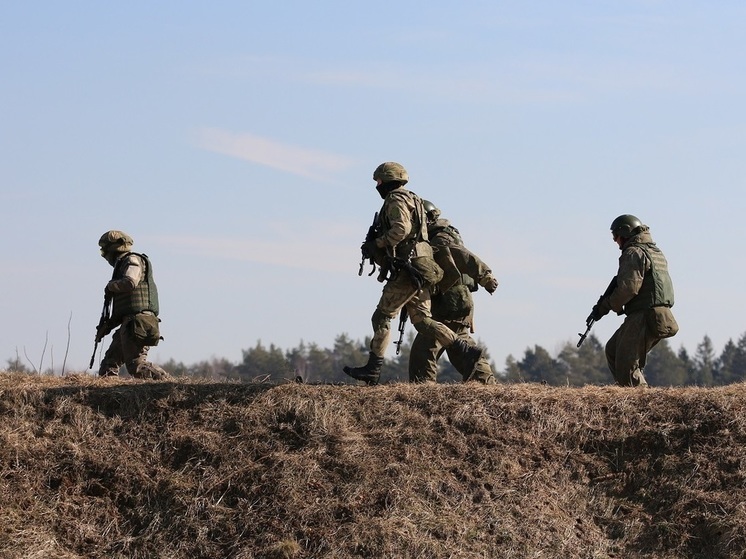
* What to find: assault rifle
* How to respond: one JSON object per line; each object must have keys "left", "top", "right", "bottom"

{"left": 393, "top": 307, "right": 408, "bottom": 355}
{"left": 89, "top": 294, "right": 112, "bottom": 369}
{"left": 577, "top": 276, "right": 617, "bottom": 348}
{"left": 358, "top": 211, "right": 380, "bottom": 277}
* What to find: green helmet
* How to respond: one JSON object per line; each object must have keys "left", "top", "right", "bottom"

{"left": 98, "top": 230, "right": 134, "bottom": 255}
{"left": 373, "top": 162, "right": 408, "bottom": 185}
{"left": 422, "top": 199, "right": 441, "bottom": 222}
{"left": 610, "top": 214, "right": 643, "bottom": 238}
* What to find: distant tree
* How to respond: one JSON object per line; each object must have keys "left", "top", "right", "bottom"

{"left": 162, "top": 357, "right": 236, "bottom": 379}
{"left": 732, "top": 333, "right": 746, "bottom": 383}
{"left": 192, "top": 357, "right": 236, "bottom": 379}
{"left": 557, "top": 335, "right": 609, "bottom": 386}
{"left": 235, "top": 341, "right": 294, "bottom": 382}
{"left": 501, "top": 355, "right": 520, "bottom": 382}
{"left": 715, "top": 339, "right": 738, "bottom": 386}
{"left": 5, "top": 356, "right": 29, "bottom": 373}
{"left": 644, "top": 340, "right": 688, "bottom": 386}
{"left": 505, "top": 345, "right": 568, "bottom": 385}
{"left": 691, "top": 335, "right": 716, "bottom": 386}
{"left": 714, "top": 332, "right": 746, "bottom": 385}
{"left": 161, "top": 358, "right": 190, "bottom": 377}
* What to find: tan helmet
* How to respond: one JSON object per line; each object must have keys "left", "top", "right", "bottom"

{"left": 373, "top": 162, "right": 409, "bottom": 185}
{"left": 98, "top": 230, "right": 134, "bottom": 256}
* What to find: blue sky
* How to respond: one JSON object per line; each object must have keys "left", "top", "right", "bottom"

{"left": 2, "top": 1, "right": 745, "bottom": 374}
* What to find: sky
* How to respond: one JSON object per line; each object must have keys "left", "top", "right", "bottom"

{"left": 2, "top": 1, "right": 745, "bottom": 375}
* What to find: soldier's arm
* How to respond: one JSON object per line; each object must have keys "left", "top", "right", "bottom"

{"left": 106, "top": 254, "right": 144, "bottom": 293}
{"left": 606, "top": 248, "right": 648, "bottom": 313}
{"left": 449, "top": 245, "right": 497, "bottom": 290}
{"left": 376, "top": 194, "right": 413, "bottom": 248}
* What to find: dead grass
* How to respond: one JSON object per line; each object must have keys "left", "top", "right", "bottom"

{"left": 1, "top": 372, "right": 745, "bottom": 558}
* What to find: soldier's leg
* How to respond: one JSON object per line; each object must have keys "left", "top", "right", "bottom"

{"left": 117, "top": 321, "right": 170, "bottom": 380}
{"left": 344, "top": 274, "right": 416, "bottom": 384}
{"left": 409, "top": 331, "right": 444, "bottom": 383}
{"left": 98, "top": 327, "right": 125, "bottom": 377}
{"left": 444, "top": 326, "right": 495, "bottom": 383}
{"left": 407, "top": 290, "right": 483, "bottom": 378}
{"left": 607, "top": 312, "right": 649, "bottom": 387}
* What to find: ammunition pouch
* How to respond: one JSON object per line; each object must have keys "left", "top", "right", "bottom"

{"left": 130, "top": 312, "right": 162, "bottom": 346}
{"left": 646, "top": 306, "right": 679, "bottom": 339}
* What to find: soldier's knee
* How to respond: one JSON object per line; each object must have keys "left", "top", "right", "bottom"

{"left": 372, "top": 309, "right": 392, "bottom": 332}
{"left": 412, "top": 317, "right": 433, "bottom": 334}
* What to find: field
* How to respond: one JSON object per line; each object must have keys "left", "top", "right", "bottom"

{"left": 1, "top": 372, "right": 745, "bottom": 559}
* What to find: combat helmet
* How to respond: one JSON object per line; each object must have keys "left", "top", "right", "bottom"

{"left": 373, "top": 162, "right": 409, "bottom": 185}
{"left": 422, "top": 199, "right": 441, "bottom": 223}
{"left": 98, "top": 230, "right": 134, "bottom": 256}
{"left": 610, "top": 215, "right": 643, "bottom": 239}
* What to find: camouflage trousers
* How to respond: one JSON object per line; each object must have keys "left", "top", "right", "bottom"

{"left": 409, "top": 321, "right": 496, "bottom": 384}
{"left": 99, "top": 315, "right": 170, "bottom": 380}
{"left": 370, "top": 272, "right": 458, "bottom": 358}
{"left": 605, "top": 310, "right": 659, "bottom": 387}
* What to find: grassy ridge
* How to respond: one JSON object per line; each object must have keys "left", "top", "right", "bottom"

{"left": 1, "top": 373, "right": 745, "bottom": 559}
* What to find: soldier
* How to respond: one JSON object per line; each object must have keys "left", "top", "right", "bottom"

{"left": 409, "top": 201, "right": 498, "bottom": 384}
{"left": 96, "top": 230, "right": 170, "bottom": 380}
{"left": 590, "top": 215, "right": 678, "bottom": 387}
{"left": 343, "top": 162, "right": 483, "bottom": 385}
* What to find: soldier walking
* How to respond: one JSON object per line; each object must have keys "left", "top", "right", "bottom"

{"left": 409, "top": 201, "right": 498, "bottom": 384}
{"left": 588, "top": 215, "right": 678, "bottom": 387}
{"left": 343, "top": 162, "right": 483, "bottom": 385}
{"left": 95, "top": 230, "right": 170, "bottom": 380}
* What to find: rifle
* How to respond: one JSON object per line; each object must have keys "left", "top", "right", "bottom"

{"left": 358, "top": 211, "right": 380, "bottom": 277}
{"left": 577, "top": 276, "right": 617, "bottom": 348}
{"left": 89, "top": 294, "right": 112, "bottom": 369}
{"left": 394, "top": 306, "right": 408, "bottom": 355}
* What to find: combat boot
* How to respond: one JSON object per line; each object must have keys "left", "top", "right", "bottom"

{"left": 343, "top": 352, "right": 384, "bottom": 385}
{"left": 450, "top": 338, "right": 483, "bottom": 380}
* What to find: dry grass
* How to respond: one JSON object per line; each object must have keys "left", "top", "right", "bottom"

{"left": 1, "top": 372, "right": 745, "bottom": 559}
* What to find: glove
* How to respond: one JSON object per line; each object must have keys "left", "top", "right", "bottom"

{"left": 482, "top": 275, "right": 499, "bottom": 294}
{"left": 590, "top": 298, "right": 611, "bottom": 321}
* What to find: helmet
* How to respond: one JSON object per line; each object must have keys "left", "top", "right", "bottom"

{"left": 98, "top": 230, "right": 134, "bottom": 255}
{"left": 422, "top": 199, "right": 441, "bottom": 222}
{"left": 373, "top": 162, "right": 408, "bottom": 185}
{"left": 610, "top": 215, "right": 643, "bottom": 238}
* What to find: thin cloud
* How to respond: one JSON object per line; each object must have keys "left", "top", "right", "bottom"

{"left": 151, "top": 234, "right": 354, "bottom": 273}
{"left": 196, "top": 128, "right": 356, "bottom": 181}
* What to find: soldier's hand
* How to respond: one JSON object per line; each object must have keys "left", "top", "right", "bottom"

{"left": 590, "top": 299, "right": 610, "bottom": 321}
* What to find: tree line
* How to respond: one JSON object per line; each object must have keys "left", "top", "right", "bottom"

{"left": 151, "top": 331, "right": 746, "bottom": 387}
{"left": 6, "top": 331, "right": 744, "bottom": 386}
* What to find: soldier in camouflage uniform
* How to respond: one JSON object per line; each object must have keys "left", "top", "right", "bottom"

{"left": 343, "top": 162, "right": 483, "bottom": 385}
{"left": 591, "top": 215, "right": 678, "bottom": 387}
{"left": 96, "top": 230, "right": 170, "bottom": 380}
{"left": 409, "top": 201, "right": 498, "bottom": 384}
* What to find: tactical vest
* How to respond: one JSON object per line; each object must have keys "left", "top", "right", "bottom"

{"left": 110, "top": 252, "right": 160, "bottom": 323}
{"left": 623, "top": 243, "right": 674, "bottom": 314}
{"left": 428, "top": 222, "right": 473, "bottom": 322}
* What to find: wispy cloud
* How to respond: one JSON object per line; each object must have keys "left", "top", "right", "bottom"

{"left": 196, "top": 128, "right": 357, "bottom": 181}
{"left": 151, "top": 232, "right": 356, "bottom": 274}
